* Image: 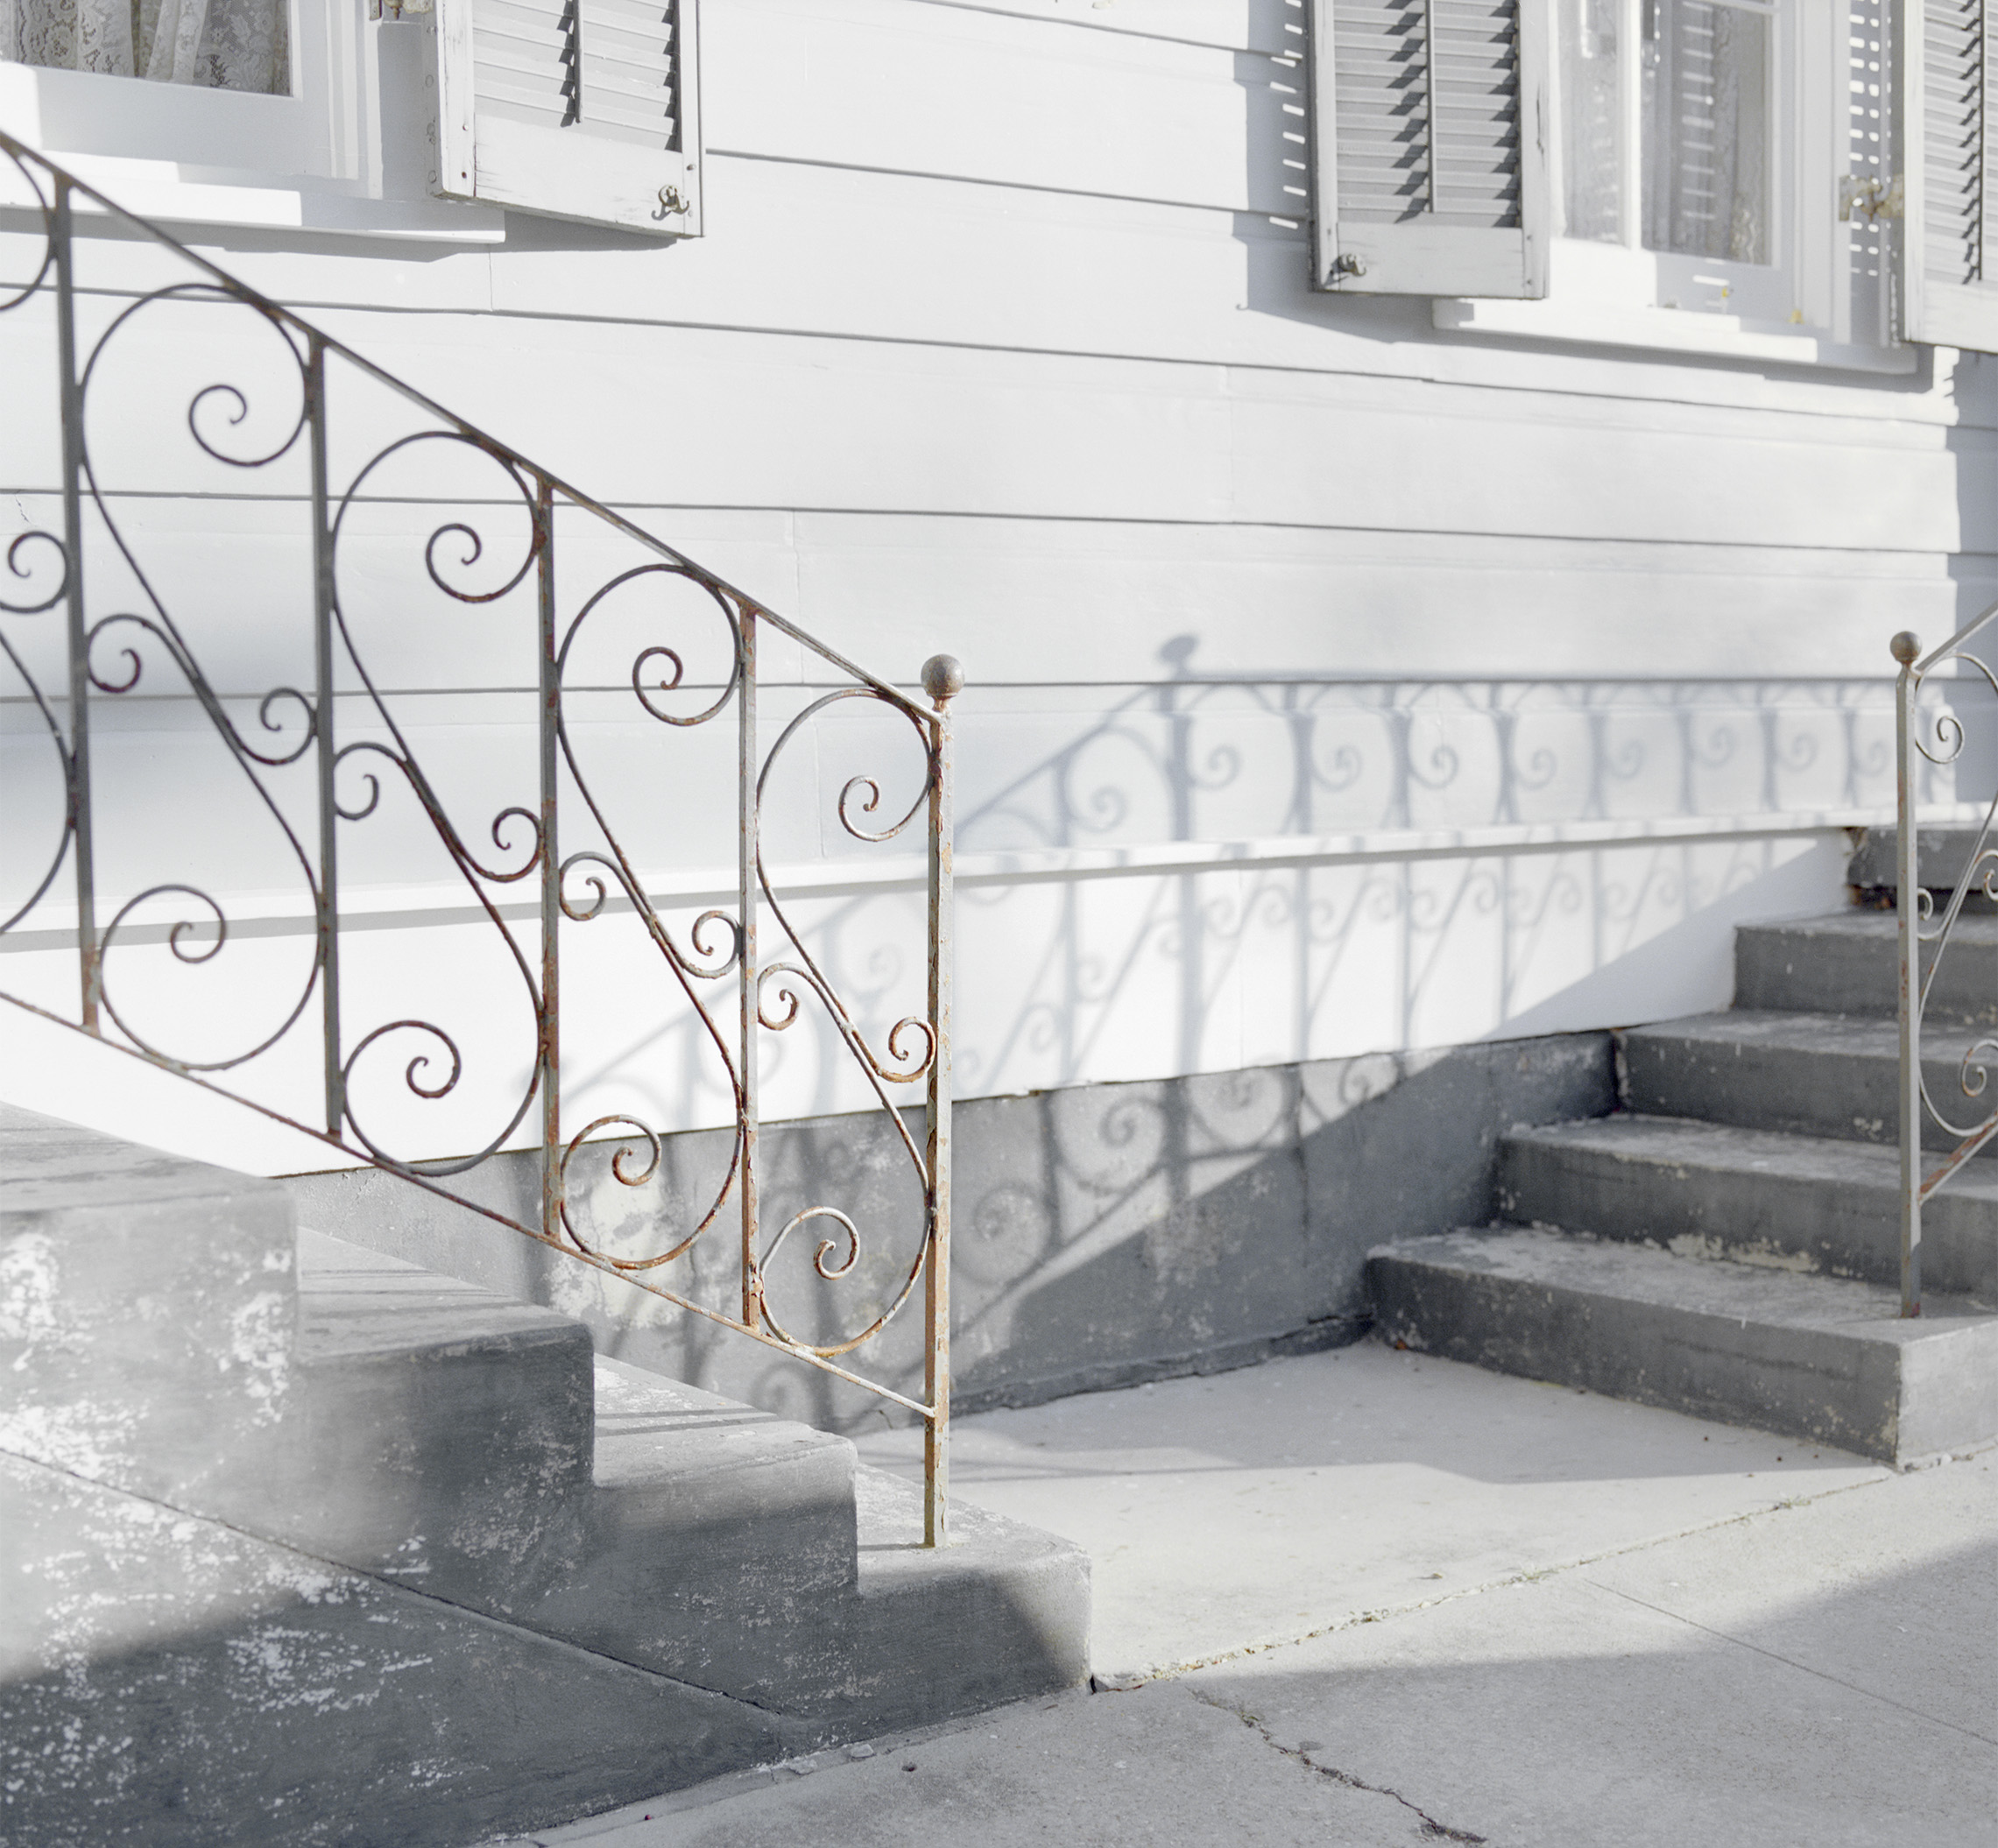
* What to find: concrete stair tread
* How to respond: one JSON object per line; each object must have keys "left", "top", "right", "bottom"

{"left": 1369, "top": 1227, "right": 1998, "bottom": 1462}
{"left": 1391, "top": 1226, "right": 1994, "bottom": 1337}
{"left": 1740, "top": 910, "right": 1998, "bottom": 948}
{"left": 1620, "top": 1015, "right": 1998, "bottom": 1155}
{"left": 1850, "top": 822, "right": 1998, "bottom": 892}
{"left": 0, "top": 1102, "right": 293, "bottom": 1213}
{"left": 296, "top": 1225, "right": 585, "bottom": 1360}
{"left": 1628, "top": 1010, "right": 1900, "bottom": 1056}
{"left": 1733, "top": 910, "right": 1998, "bottom": 1024}
{"left": 1506, "top": 1112, "right": 1998, "bottom": 1194}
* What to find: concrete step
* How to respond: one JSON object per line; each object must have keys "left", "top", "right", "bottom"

{"left": 1621, "top": 1010, "right": 1998, "bottom": 1153}
{"left": 0, "top": 1102, "right": 298, "bottom": 1516}
{"left": 0, "top": 1437, "right": 1089, "bottom": 1847}
{"left": 1, "top": 1104, "right": 1092, "bottom": 1839}
{"left": 0, "top": 1444, "right": 808, "bottom": 1848}
{"left": 1733, "top": 910, "right": 1998, "bottom": 1025}
{"left": 285, "top": 1236, "right": 862, "bottom": 1619}
{"left": 1499, "top": 1114, "right": 1998, "bottom": 1301}
{"left": 1848, "top": 822, "right": 1998, "bottom": 896}
{"left": 1367, "top": 1226, "right": 1998, "bottom": 1464}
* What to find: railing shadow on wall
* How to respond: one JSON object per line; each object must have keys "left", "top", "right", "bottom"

{"left": 438, "top": 645, "right": 1975, "bottom": 1431}
{"left": 0, "top": 138, "right": 964, "bottom": 1538}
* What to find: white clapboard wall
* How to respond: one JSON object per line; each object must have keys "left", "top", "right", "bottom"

{"left": 0, "top": 0, "right": 1994, "bottom": 1174}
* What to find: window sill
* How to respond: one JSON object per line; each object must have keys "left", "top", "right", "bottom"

{"left": 4, "top": 150, "right": 505, "bottom": 243}
{"left": 0, "top": 69, "right": 503, "bottom": 244}
{"left": 1432, "top": 296, "right": 1920, "bottom": 375}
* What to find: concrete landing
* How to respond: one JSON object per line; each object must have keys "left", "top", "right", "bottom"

{"left": 505, "top": 1344, "right": 1997, "bottom": 1848}
{"left": 1369, "top": 1225, "right": 1998, "bottom": 1464}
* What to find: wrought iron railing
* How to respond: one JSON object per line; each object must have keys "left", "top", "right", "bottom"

{"left": 0, "top": 133, "right": 960, "bottom": 1540}
{"left": 1892, "top": 612, "right": 1998, "bottom": 1320}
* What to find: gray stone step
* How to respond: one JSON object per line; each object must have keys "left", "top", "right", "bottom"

{"left": 0, "top": 1102, "right": 297, "bottom": 1516}
{"left": 1367, "top": 1226, "right": 1998, "bottom": 1464}
{"left": 285, "top": 1237, "right": 861, "bottom": 1619}
{"left": 1499, "top": 1114, "right": 1998, "bottom": 1301}
{"left": 1733, "top": 910, "right": 1998, "bottom": 1025}
{"left": 1848, "top": 822, "right": 1998, "bottom": 894}
{"left": 0, "top": 1104, "right": 1092, "bottom": 1840}
{"left": 0, "top": 1436, "right": 1088, "bottom": 1847}
{"left": 279, "top": 1227, "right": 599, "bottom": 1597}
{"left": 1621, "top": 1009, "right": 1998, "bottom": 1153}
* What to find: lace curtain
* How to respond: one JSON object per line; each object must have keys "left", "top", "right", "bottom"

{"left": 0, "top": 0, "right": 286, "bottom": 93}
{"left": 1641, "top": 0, "right": 1770, "bottom": 265}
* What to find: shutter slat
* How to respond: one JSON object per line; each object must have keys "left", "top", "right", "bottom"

{"left": 1924, "top": 0, "right": 1984, "bottom": 286}
{"left": 469, "top": 0, "right": 680, "bottom": 152}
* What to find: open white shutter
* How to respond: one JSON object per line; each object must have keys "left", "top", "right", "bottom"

{"left": 433, "top": 0, "right": 700, "bottom": 236}
{"left": 1901, "top": 0, "right": 1998, "bottom": 349}
{"left": 1310, "top": 0, "right": 1549, "bottom": 295}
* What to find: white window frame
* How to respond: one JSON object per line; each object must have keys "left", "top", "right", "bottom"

{"left": 0, "top": 0, "right": 709, "bottom": 242}
{"left": 0, "top": 3, "right": 504, "bottom": 239}
{"left": 1310, "top": 0, "right": 1916, "bottom": 371}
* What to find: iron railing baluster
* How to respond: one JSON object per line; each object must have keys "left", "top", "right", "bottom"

{"left": 738, "top": 603, "right": 761, "bottom": 1332}
{"left": 308, "top": 337, "right": 342, "bottom": 1136}
{"left": 1894, "top": 631, "right": 1923, "bottom": 1315}
{"left": 538, "top": 476, "right": 562, "bottom": 1245}
{"left": 53, "top": 176, "right": 97, "bottom": 1034}
{"left": 922, "top": 652, "right": 962, "bottom": 1548}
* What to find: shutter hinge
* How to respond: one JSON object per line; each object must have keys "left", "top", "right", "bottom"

{"left": 1330, "top": 252, "right": 1368, "bottom": 280}
{"left": 369, "top": 0, "right": 433, "bottom": 17}
{"left": 1839, "top": 173, "right": 1903, "bottom": 225}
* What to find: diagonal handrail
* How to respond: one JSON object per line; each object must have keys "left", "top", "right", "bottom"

{"left": 0, "top": 129, "right": 960, "bottom": 1541}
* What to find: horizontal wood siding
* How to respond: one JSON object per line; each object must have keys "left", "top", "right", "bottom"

{"left": 4, "top": 0, "right": 1997, "bottom": 1161}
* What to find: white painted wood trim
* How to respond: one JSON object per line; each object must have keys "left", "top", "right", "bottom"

{"left": 1433, "top": 294, "right": 1921, "bottom": 372}
{"left": 7, "top": 803, "right": 1959, "bottom": 955}
{"left": 433, "top": 0, "right": 478, "bottom": 201}
{"left": 0, "top": 146, "right": 505, "bottom": 239}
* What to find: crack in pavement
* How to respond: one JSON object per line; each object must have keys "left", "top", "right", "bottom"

{"left": 1190, "top": 1689, "right": 1486, "bottom": 1844}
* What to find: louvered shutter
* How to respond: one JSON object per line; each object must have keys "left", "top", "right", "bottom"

{"left": 1310, "top": 0, "right": 1550, "bottom": 295}
{"left": 1901, "top": 0, "right": 1998, "bottom": 349}
{"left": 433, "top": 0, "right": 701, "bottom": 236}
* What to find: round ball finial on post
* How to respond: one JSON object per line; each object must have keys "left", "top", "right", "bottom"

{"left": 1891, "top": 631, "right": 1922, "bottom": 666}
{"left": 921, "top": 653, "right": 964, "bottom": 708}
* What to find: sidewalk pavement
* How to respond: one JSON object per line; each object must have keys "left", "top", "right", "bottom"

{"left": 503, "top": 1340, "right": 1998, "bottom": 1847}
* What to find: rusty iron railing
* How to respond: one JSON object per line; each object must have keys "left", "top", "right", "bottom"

{"left": 0, "top": 132, "right": 959, "bottom": 1541}
{"left": 1892, "top": 611, "right": 1998, "bottom": 1321}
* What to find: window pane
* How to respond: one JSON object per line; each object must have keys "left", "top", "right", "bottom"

{"left": 1562, "top": 0, "right": 1624, "bottom": 242}
{"left": 4, "top": 0, "right": 287, "bottom": 94}
{"left": 1642, "top": 0, "right": 1770, "bottom": 264}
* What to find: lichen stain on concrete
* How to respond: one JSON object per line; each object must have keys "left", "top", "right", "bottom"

{"left": 0, "top": 1393, "right": 143, "bottom": 1484}
{"left": 224, "top": 1290, "right": 291, "bottom": 1419}
{"left": 1666, "top": 1233, "right": 1818, "bottom": 1275}
{"left": 0, "top": 1230, "right": 63, "bottom": 1363}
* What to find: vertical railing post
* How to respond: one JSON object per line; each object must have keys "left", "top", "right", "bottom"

{"left": 921, "top": 652, "right": 962, "bottom": 1548}
{"left": 307, "top": 338, "right": 342, "bottom": 1135}
{"left": 1892, "top": 629, "right": 1924, "bottom": 1317}
{"left": 53, "top": 177, "right": 98, "bottom": 1033}
{"left": 738, "top": 604, "right": 761, "bottom": 1329}
{"left": 537, "top": 479, "right": 562, "bottom": 1241}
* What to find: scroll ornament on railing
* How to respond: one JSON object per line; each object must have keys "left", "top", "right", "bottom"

{"left": 0, "top": 130, "right": 961, "bottom": 1543}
